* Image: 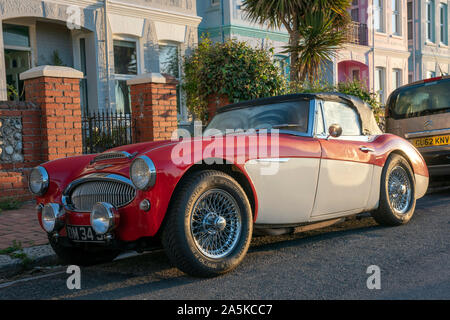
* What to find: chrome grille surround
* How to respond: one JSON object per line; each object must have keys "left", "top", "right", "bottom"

{"left": 62, "top": 173, "right": 136, "bottom": 212}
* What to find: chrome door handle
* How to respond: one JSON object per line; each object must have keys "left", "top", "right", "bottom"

{"left": 360, "top": 146, "right": 375, "bottom": 153}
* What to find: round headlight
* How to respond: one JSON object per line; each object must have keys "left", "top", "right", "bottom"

{"left": 29, "top": 166, "right": 49, "bottom": 196}
{"left": 42, "top": 203, "right": 63, "bottom": 233}
{"left": 130, "top": 156, "right": 156, "bottom": 190}
{"left": 90, "top": 202, "right": 118, "bottom": 235}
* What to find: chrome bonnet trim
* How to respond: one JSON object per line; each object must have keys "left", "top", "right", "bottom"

{"left": 62, "top": 173, "right": 136, "bottom": 212}
{"left": 404, "top": 128, "right": 450, "bottom": 139}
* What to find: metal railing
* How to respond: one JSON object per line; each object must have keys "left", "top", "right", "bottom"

{"left": 347, "top": 22, "right": 368, "bottom": 46}
{"left": 82, "top": 111, "right": 133, "bottom": 154}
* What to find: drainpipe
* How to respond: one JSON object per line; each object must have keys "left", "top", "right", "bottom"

{"left": 103, "top": 0, "right": 111, "bottom": 110}
{"left": 220, "top": 0, "right": 225, "bottom": 42}
{"left": 372, "top": 0, "right": 375, "bottom": 92}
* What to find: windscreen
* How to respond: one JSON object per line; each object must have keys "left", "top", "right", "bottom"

{"left": 388, "top": 78, "right": 450, "bottom": 119}
{"left": 205, "top": 100, "right": 310, "bottom": 135}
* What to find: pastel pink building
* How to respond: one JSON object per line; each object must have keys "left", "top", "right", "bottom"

{"left": 335, "top": 0, "right": 410, "bottom": 104}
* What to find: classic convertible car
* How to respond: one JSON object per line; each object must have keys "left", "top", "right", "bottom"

{"left": 29, "top": 93, "right": 429, "bottom": 277}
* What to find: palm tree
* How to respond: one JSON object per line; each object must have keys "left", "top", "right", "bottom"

{"left": 242, "top": 0, "right": 351, "bottom": 82}
{"left": 292, "top": 9, "right": 348, "bottom": 82}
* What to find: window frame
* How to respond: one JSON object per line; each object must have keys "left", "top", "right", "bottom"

{"left": 113, "top": 36, "right": 140, "bottom": 78}
{"left": 426, "top": 0, "right": 435, "bottom": 42}
{"left": 440, "top": 3, "right": 448, "bottom": 45}
{"left": 112, "top": 35, "right": 140, "bottom": 114}
{"left": 318, "top": 100, "right": 363, "bottom": 137}
{"left": 375, "top": 67, "right": 386, "bottom": 104}
{"left": 374, "top": 0, "right": 385, "bottom": 33}
{"left": 392, "top": 0, "right": 401, "bottom": 35}
{"left": 392, "top": 68, "right": 402, "bottom": 90}
{"left": 407, "top": 1, "right": 413, "bottom": 40}
{"left": 158, "top": 41, "right": 188, "bottom": 122}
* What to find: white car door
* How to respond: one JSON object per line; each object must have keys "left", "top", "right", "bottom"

{"left": 311, "top": 100, "right": 375, "bottom": 218}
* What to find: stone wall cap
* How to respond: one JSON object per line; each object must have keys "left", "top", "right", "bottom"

{"left": 127, "top": 73, "right": 167, "bottom": 85}
{"left": 20, "top": 65, "right": 84, "bottom": 80}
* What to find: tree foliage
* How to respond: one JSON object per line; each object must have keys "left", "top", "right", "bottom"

{"left": 242, "top": 0, "right": 351, "bottom": 82}
{"left": 182, "top": 37, "right": 286, "bottom": 121}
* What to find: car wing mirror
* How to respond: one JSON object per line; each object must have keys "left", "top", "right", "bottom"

{"left": 327, "top": 124, "right": 343, "bottom": 139}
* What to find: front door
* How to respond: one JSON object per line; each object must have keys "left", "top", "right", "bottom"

{"left": 312, "top": 100, "right": 375, "bottom": 217}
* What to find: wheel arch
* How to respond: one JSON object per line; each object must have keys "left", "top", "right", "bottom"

{"left": 168, "top": 159, "right": 258, "bottom": 222}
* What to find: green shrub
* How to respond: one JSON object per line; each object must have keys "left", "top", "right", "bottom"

{"left": 183, "top": 37, "right": 286, "bottom": 122}
{"left": 289, "top": 79, "right": 382, "bottom": 123}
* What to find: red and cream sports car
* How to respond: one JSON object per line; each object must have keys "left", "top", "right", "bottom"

{"left": 29, "top": 93, "right": 429, "bottom": 277}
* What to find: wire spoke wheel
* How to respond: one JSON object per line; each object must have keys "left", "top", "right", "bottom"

{"left": 387, "top": 166, "right": 412, "bottom": 214}
{"left": 190, "top": 189, "right": 242, "bottom": 259}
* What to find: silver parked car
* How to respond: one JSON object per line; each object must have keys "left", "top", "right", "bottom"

{"left": 385, "top": 76, "right": 450, "bottom": 178}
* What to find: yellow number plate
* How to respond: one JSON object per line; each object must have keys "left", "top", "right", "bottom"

{"left": 411, "top": 135, "right": 450, "bottom": 148}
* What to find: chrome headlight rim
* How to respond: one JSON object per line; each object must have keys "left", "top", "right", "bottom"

{"left": 29, "top": 166, "right": 49, "bottom": 196}
{"left": 90, "top": 202, "right": 118, "bottom": 235}
{"left": 42, "top": 203, "right": 64, "bottom": 233}
{"left": 129, "top": 155, "right": 156, "bottom": 190}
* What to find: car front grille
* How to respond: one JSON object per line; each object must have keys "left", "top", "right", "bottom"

{"left": 69, "top": 180, "right": 136, "bottom": 212}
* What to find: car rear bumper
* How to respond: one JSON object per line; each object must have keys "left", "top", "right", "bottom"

{"left": 414, "top": 145, "right": 450, "bottom": 177}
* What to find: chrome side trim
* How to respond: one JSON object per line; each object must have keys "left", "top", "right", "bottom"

{"left": 251, "top": 158, "right": 290, "bottom": 163}
{"left": 62, "top": 173, "right": 136, "bottom": 212}
{"left": 405, "top": 128, "right": 450, "bottom": 139}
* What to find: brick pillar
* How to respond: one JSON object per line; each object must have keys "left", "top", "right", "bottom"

{"left": 207, "top": 94, "right": 230, "bottom": 122}
{"left": 20, "top": 66, "right": 84, "bottom": 161}
{"left": 128, "top": 73, "right": 178, "bottom": 142}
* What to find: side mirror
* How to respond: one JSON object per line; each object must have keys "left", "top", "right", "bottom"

{"left": 328, "top": 124, "right": 343, "bottom": 138}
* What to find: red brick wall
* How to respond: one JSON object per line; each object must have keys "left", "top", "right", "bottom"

{"left": 207, "top": 94, "right": 230, "bottom": 123}
{"left": 130, "top": 75, "right": 178, "bottom": 142}
{"left": 0, "top": 75, "right": 83, "bottom": 202}
{"left": 0, "top": 102, "right": 41, "bottom": 201}
{"left": 24, "top": 77, "right": 82, "bottom": 161}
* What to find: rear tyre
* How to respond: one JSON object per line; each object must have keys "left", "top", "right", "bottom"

{"left": 372, "top": 154, "right": 416, "bottom": 226}
{"left": 48, "top": 235, "right": 121, "bottom": 266}
{"left": 162, "top": 170, "right": 253, "bottom": 277}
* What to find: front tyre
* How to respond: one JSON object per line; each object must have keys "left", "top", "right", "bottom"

{"left": 372, "top": 154, "right": 416, "bottom": 226}
{"left": 162, "top": 170, "right": 253, "bottom": 277}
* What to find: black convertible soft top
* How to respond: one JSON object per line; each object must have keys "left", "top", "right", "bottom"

{"left": 217, "top": 92, "right": 382, "bottom": 136}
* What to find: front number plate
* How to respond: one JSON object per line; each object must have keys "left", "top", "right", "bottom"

{"left": 411, "top": 134, "right": 450, "bottom": 148}
{"left": 66, "top": 225, "right": 111, "bottom": 242}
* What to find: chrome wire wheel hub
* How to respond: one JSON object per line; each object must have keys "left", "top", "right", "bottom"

{"left": 190, "top": 189, "right": 241, "bottom": 259}
{"left": 388, "top": 166, "right": 412, "bottom": 214}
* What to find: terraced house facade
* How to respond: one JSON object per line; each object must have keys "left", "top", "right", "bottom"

{"left": 0, "top": 0, "right": 201, "bottom": 122}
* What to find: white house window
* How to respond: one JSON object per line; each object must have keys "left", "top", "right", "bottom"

{"left": 392, "top": 69, "right": 402, "bottom": 89}
{"left": 407, "top": 1, "right": 413, "bottom": 40}
{"left": 440, "top": 3, "right": 448, "bottom": 45}
{"left": 374, "top": 0, "right": 384, "bottom": 32}
{"left": 159, "top": 43, "right": 187, "bottom": 121}
{"left": 3, "top": 23, "right": 32, "bottom": 101}
{"left": 113, "top": 39, "right": 139, "bottom": 114}
{"left": 274, "top": 55, "right": 290, "bottom": 79}
{"left": 426, "top": 0, "right": 435, "bottom": 42}
{"left": 392, "top": 0, "right": 401, "bottom": 35}
{"left": 375, "top": 67, "right": 385, "bottom": 103}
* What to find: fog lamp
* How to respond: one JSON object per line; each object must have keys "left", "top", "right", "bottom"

{"left": 41, "top": 203, "right": 64, "bottom": 233}
{"left": 90, "top": 202, "right": 119, "bottom": 235}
